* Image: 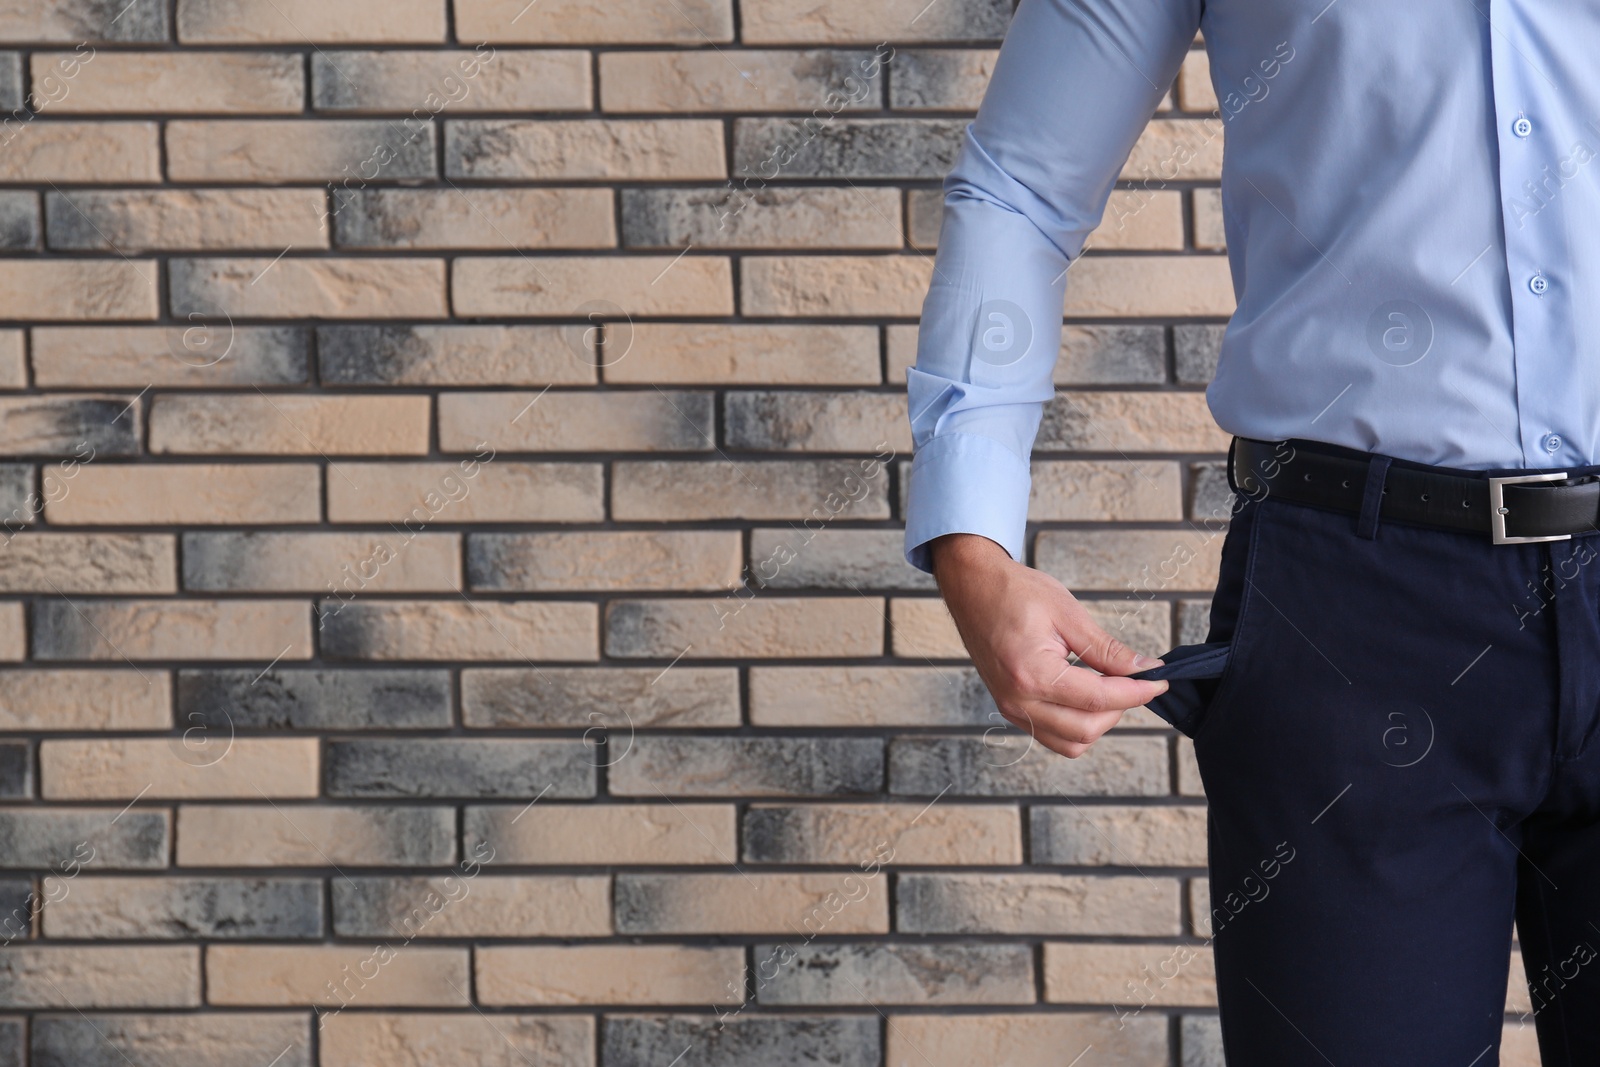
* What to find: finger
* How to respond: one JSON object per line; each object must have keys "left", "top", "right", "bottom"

{"left": 997, "top": 700, "right": 1123, "bottom": 747}
{"left": 1057, "top": 606, "right": 1164, "bottom": 677}
{"left": 1036, "top": 661, "right": 1169, "bottom": 715}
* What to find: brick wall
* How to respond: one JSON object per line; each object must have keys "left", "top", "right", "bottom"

{"left": 0, "top": 1, "right": 1541, "bottom": 1066}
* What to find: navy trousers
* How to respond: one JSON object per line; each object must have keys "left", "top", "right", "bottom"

{"left": 1137, "top": 439, "right": 1600, "bottom": 1066}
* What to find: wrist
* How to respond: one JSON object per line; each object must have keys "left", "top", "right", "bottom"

{"left": 929, "top": 533, "right": 1013, "bottom": 578}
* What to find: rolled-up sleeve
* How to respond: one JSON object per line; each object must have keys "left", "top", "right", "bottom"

{"left": 904, "top": 0, "right": 1202, "bottom": 574}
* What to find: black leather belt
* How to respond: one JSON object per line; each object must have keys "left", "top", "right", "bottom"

{"left": 1229, "top": 437, "right": 1600, "bottom": 544}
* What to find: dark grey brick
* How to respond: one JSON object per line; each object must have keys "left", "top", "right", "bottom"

{"left": 888, "top": 735, "right": 1168, "bottom": 797}
{"left": 24, "top": 0, "right": 169, "bottom": 42}
{"left": 0, "top": 809, "right": 168, "bottom": 869}
{"left": 43, "top": 877, "right": 322, "bottom": 939}
{"left": 723, "top": 390, "right": 900, "bottom": 451}
{"left": 1178, "top": 598, "right": 1213, "bottom": 646}
{"left": 0, "top": 465, "right": 30, "bottom": 527}
{"left": 608, "top": 737, "right": 882, "bottom": 797}
{"left": 1190, "top": 460, "right": 1234, "bottom": 523}
{"left": 1060, "top": 325, "right": 1167, "bottom": 384}
{"left": 0, "top": 193, "right": 37, "bottom": 250}
{"left": 460, "top": 666, "right": 738, "bottom": 728}
{"left": 1181, "top": 1014, "right": 1225, "bottom": 1067}
{"left": 32, "top": 1013, "right": 309, "bottom": 1067}
{"left": 0, "top": 396, "right": 139, "bottom": 456}
{"left": 620, "top": 186, "right": 892, "bottom": 249}
{"left": 0, "top": 880, "right": 33, "bottom": 943}
{"left": 1175, "top": 323, "right": 1226, "bottom": 384}
{"left": 733, "top": 117, "right": 965, "bottom": 179}
{"left": 906, "top": 187, "right": 943, "bottom": 248}
{"left": 177, "top": 669, "right": 451, "bottom": 730}
{"left": 602, "top": 1014, "right": 878, "bottom": 1067}
{"left": 752, "top": 942, "right": 1034, "bottom": 1004}
{"left": 0, "top": 1018, "right": 18, "bottom": 1067}
{"left": 326, "top": 739, "right": 596, "bottom": 799}
{"left": 0, "top": 53, "right": 18, "bottom": 112}
{"left": 746, "top": 529, "right": 937, "bottom": 590}
{"left": 316, "top": 324, "right": 583, "bottom": 386}
{"left": 888, "top": 49, "right": 996, "bottom": 109}
{"left": 0, "top": 744, "right": 26, "bottom": 798}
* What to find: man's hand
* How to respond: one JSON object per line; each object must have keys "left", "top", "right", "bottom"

{"left": 931, "top": 533, "right": 1169, "bottom": 759}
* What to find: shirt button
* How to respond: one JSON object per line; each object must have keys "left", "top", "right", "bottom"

{"left": 1529, "top": 272, "right": 1549, "bottom": 295}
{"left": 1544, "top": 434, "right": 1563, "bottom": 453}
{"left": 1513, "top": 115, "right": 1534, "bottom": 138}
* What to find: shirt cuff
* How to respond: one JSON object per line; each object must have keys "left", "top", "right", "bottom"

{"left": 903, "top": 431, "right": 1032, "bottom": 574}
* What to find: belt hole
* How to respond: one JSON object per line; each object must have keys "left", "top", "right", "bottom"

{"left": 1420, "top": 493, "right": 1429, "bottom": 502}
{"left": 1303, "top": 473, "right": 1312, "bottom": 481}
{"left": 1462, "top": 499, "right": 1471, "bottom": 507}
{"left": 1381, "top": 487, "right": 1388, "bottom": 494}
{"left": 1341, "top": 479, "right": 1350, "bottom": 488}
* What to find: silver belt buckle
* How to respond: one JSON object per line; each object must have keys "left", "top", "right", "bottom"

{"left": 1488, "top": 471, "right": 1572, "bottom": 544}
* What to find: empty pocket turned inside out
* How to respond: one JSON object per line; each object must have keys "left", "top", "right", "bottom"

{"left": 1128, "top": 641, "right": 1232, "bottom": 738}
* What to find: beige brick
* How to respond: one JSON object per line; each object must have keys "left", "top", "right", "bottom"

{"left": 1029, "top": 461, "right": 1184, "bottom": 521}
{"left": 452, "top": 256, "right": 732, "bottom": 317}
{"left": 606, "top": 597, "right": 883, "bottom": 658}
{"left": 31, "top": 326, "right": 307, "bottom": 387}
{"left": 177, "top": 0, "right": 448, "bottom": 43}
{"left": 605, "top": 323, "right": 879, "bottom": 385}
{"left": 466, "top": 804, "right": 737, "bottom": 865}
{"left": 319, "top": 1013, "right": 592, "bottom": 1067}
{"left": 1040, "top": 392, "right": 1229, "bottom": 452}
{"left": 601, "top": 50, "right": 880, "bottom": 112}
{"left": 889, "top": 596, "right": 1172, "bottom": 662}
{"left": 0, "top": 122, "right": 159, "bottom": 182}
{"left": 1043, "top": 942, "right": 1215, "bottom": 1006}
{"left": 740, "top": 0, "right": 1007, "bottom": 43}
{"left": 1064, "top": 256, "right": 1234, "bottom": 317}
{"left": 1194, "top": 187, "right": 1226, "bottom": 250}
{"left": 743, "top": 803, "right": 1021, "bottom": 865}
{"left": 1122, "top": 118, "right": 1224, "bottom": 182}
{"left": 614, "top": 873, "right": 889, "bottom": 934}
{"left": 334, "top": 188, "right": 613, "bottom": 249}
{"left": 47, "top": 464, "right": 321, "bottom": 525}
{"left": 743, "top": 255, "right": 933, "bottom": 316}
{"left": 41, "top": 738, "right": 319, "bottom": 799}
{"left": 315, "top": 49, "right": 590, "bottom": 111}
{"left": 478, "top": 945, "right": 743, "bottom": 1005}
{"left": 177, "top": 804, "right": 455, "bottom": 867}
{"left": 31, "top": 598, "right": 313, "bottom": 661}
{"left": 47, "top": 189, "right": 329, "bottom": 252}
{"left": 443, "top": 391, "right": 711, "bottom": 453}
{"left": 327, "top": 461, "right": 602, "bottom": 524}
{"left": 447, "top": 119, "right": 725, "bottom": 179}
{"left": 206, "top": 945, "right": 470, "bottom": 1006}
{"left": 166, "top": 120, "right": 435, "bottom": 182}
{"left": 171, "top": 258, "right": 447, "bottom": 319}
{"left": 0, "top": 602, "right": 21, "bottom": 660}
{"left": 1033, "top": 805, "right": 1208, "bottom": 867}
{"left": 0, "top": 260, "right": 156, "bottom": 320}
{"left": 1178, "top": 49, "right": 1216, "bottom": 112}
{"left": 320, "top": 600, "right": 597, "bottom": 661}
{"left": 0, "top": 947, "right": 199, "bottom": 1008}
{"left": 0, "top": 670, "right": 170, "bottom": 730}
{"left": 468, "top": 531, "right": 741, "bottom": 592}
{"left": 1177, "top": 736, "right": 1204, "bottom": 797}
{"left": 750, "top": 666, "right": 990, "bottom": 728}
{"left": 613, "top": 458, "right": 891, "bottom": 521}
{"left": 318, "top": 324, "right": 598, "bottom": 385}
{"left": 455, "top": 0, "right": 733, "bottom": 43}
{"left": 336, "top": 875, "right": 609, "bottom": 937}
{"left": 0, "top": 533, "right": 174, "bottom": 593}
{"left": 1035, "top": 528, "right": 1224, "bottom": 594}
{"left": 150, "top": 395, "right": 429, "bottom": 455}
{"left": 886, "top": 1013, "right": 1168, "bottom": 1067}
{"left": 184, "top": 531, "right": 460, "bottom": 593}
{"left": 1088, "top": 189, "right": 1186, "bottom": 251}
{"left": 1502, "top": 1024, "right": 1541, "bottom": 1067}
{"left": 0, "top": 330, "right": 21, "bottom": 388}
{"left": 33, "top": 51, "right": 302, "bottom": 113}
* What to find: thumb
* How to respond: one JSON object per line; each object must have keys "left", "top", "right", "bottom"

{"left": 1063, "top": 613, "right": 1164, "bottom": 677}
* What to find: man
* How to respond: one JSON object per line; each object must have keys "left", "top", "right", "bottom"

{"left": 904, "top": 1, "right": 1600, "bottom": 1063}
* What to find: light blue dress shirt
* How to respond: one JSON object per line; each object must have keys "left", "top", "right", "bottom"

{"left": 904, "top": 0, "right": 1600, "bottom": 574}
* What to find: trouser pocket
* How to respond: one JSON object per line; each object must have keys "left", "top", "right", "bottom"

{"left": 1129, "top": 640, "right": 1231, "bottom": 738}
